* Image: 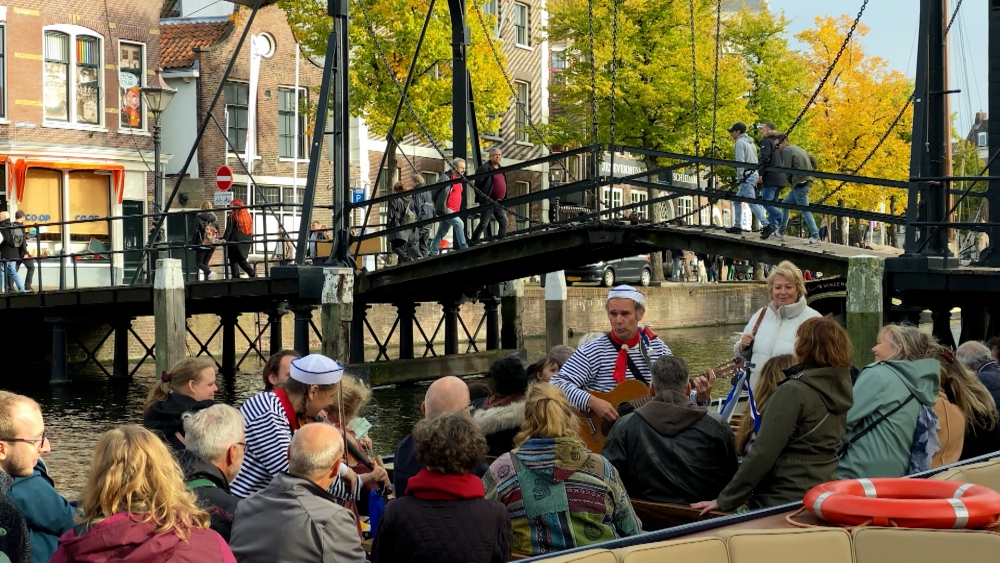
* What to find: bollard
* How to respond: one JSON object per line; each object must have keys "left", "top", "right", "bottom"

{"left": 154, "top": 258, "right": 186, "bottom": 377}
{"left": 321, "top": 267, "right": 354, "bottom": 364}
{"left": 545, "top": 272, "right": 568, "bottom": 350}
{"left": 846, "top": 255, "right": 885, "bottom": 367}
{"left": 501, "top": 279, "right": 524, "bottom": 350}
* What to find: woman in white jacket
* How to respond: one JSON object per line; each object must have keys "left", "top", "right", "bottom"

{"left": 737, "top": 261, "right": 821, "bottom": 389}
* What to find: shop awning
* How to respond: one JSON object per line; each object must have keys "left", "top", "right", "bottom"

{"left": 11, "top": 159, "right": 126, "bottom": 204}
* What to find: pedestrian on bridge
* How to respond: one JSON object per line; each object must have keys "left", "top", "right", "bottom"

{"left": 388, "top": 181, "right": 420, "bottom": 263}
{"left": 223, "top": 200, "right": 255, "bottom": 278}
{"left": 726, "top": 123, "right": 768, "bottom": 234}
{"left": 776, "top": 135, "right": 821, "bottom": 245}
{"left": 411, "top": 174, "right": 435, "bottom": 257}
{"left": 757, "top": 123, "right": 785, "bottom": 240}
{"left": 0, "top": 212, "right": 26, "bottom": 293}
{"left": 470, "top": 148, "right": 509, "bottom": 245}
{"left": 430, "top": 158, "right": 469, "bottom": 255}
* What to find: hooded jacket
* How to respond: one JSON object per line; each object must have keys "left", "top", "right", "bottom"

{"left": 837, "top": 359, "right": 941, "bottom": 480}
{"left": 229, "top": 472, "right": 365, "bottom": 563}
{"left": 142, "top": 393, "right": 216, "bottom": 451}
{"left": 759, "top": 131, "right": 787, "bottom": 188}
{"left": 733, "top": 133, "right": 758, "bottom": 178}
{"left": 782, "top": 143, "right": 815, "bottom": 187}
{"left": 717, "top": 364, "right": 853, "bottom": 511}
{"left": 50, "top": 512, "right": 234, "bottom": 563}
{"left": 738, "top": 296, "right": 823, "bottom": 390}
{"left": 175, "top": 449, "right": 239, "bottom": 543}
{"left": 0, "top": 471, "right": 31, "bottom": 563}
{"left": 387, "top": 194, "right": 417, "bottom": 243}
{"left": 473, "top": 395, "right": 525, "bottom": 457}
{"left": 8, "top": 460, "right": 78, "bottom": 563}
{"left": 602, "top": 390, "right": 738, "bottom": 505}
{"left": 371, "top": 470, "right": 510, "bottom": 563}
{"left": 0, "top": 219, "right": 25, "bottom": 261}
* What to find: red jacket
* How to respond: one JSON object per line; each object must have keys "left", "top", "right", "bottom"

{"left": 51, "top": 512, "right": 235, "bottom": 563}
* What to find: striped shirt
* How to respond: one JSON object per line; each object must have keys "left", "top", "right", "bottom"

{"left": 552, "top": 334, "right": 671, "bottom": 412}
{"left": 230, "top": 391, "right": 361, "bottom": 501}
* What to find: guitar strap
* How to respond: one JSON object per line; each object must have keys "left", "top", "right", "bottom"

{"left": 606, "top": 334, "right": 649, "bottom": 385}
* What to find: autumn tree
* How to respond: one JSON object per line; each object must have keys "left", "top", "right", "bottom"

{"left": 547, "top": 0, "right": 752, "bottom": 279}
{"left": 281, "top": 0, "right": 511, "bottom": 192}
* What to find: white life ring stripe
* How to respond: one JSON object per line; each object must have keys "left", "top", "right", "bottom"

{"left": 946, "top": 498, "right": 969, "bottom": 529}
{"left": 954, "top": 483, "right": 975, "bottom": 498}
{"left": 857, "top": 478, "right": 877, "bottom": 498}
{"left": 813, "top": 491, "right": 833, "bottom": 521}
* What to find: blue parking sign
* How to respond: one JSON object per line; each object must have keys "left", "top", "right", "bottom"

{"left": 350, "top": 188, "right": 365, "bottom": 204}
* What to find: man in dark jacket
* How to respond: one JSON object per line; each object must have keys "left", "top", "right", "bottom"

{"left": 410, "top": 174, "right": 436, "bottom": 257}
{"left": 470, "top": 148, "right": 508, "bottom": 244}
{"left": 394, "top": 376, "right": 488, "bottom": 496}
{"left": 757, "top": 123, "right": 785, "bottom": 240}
{"left": 958, "top": 341, "right": 1000, "bottom": 408}
{"left": 178, "top": 405, "right": 245, "bottom": 542}
{"left": 230, "top": 423, "right": 365, "bottom": 562}
{"left": 603, "top": 356, "right": 738, "bottom": 505}
{"left": 11, "top": 212, "right": 34, "bottom": 292}
{"left": 9, "top": 459, "right": 77, "bottom": 563}
{"left": 0, "top": 392, "right": 47, "bottom": 563}
{"left": 0, "top": 212, "right": 25, "bottom": 293}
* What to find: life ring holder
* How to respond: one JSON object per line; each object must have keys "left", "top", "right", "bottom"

{"left": 793, "top": 478, "right": 1000, "bottom": 530}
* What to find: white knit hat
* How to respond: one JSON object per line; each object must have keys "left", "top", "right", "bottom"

{"left": 607, "top": 285, "right": 645, "bottom": 306}
{"left": 289, "top": 354, "right": 344, "bottom": 385}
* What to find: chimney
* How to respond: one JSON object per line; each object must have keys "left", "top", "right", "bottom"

{"left": 976, "top": 111, "right": 988, "bottom": 123}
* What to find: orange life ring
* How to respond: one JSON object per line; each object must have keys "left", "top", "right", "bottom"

{"left": 803, "top": 478, "right": 1000, "bottom": 529}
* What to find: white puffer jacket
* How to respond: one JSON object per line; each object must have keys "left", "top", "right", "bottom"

{"left": 736, "top": 296, "right": 822, "bottom": 389}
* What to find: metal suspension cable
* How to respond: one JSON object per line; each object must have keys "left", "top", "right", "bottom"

{"left": 688, "top": 0, "right": 701, "bottom": 159}
{"left": 608, "top": 0, "right": 619, "bottom": 192}
{"left": 587, "top": 0, "right": 599, "bottom": 153}
{"left": 709, "top": 0, "right": 721, "bottom": 162}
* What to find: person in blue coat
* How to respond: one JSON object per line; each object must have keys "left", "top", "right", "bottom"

{"left": 8, "top": 459, "right": 78, "bottom": 563}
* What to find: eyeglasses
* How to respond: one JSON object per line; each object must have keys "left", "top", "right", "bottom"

{"left": 0, "top": 430, "right": 47, "bottom": 451}
{"left": 234, "top": 441, "right": 247, "bottom": 449}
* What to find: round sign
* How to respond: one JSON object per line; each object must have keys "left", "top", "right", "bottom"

{"left": 216, "top": 165, "right": 234, "bottom": 191}
{"left": 119, "top": 72, "right": 139, "bottom": 89}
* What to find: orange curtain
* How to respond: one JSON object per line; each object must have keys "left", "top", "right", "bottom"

{"left": 12, "top": 160, "right": 125, "bottom": 204}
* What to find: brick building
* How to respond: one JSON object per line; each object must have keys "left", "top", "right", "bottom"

{"left": 160, "top": 1, "right": 333, "bottom": 262}
{"left": 0, "top": 0, "right": 161, "bottom": 287}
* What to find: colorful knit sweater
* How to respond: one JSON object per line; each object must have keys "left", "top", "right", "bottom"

{"left": 482, "top": 437, "right": 641, "bottom": 557}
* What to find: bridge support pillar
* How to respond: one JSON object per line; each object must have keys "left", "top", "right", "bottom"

{"left": 48, "top": 317, "right": 68, "bottom": 383}
{"left": 291, "top": 303, "right": 317, "bottom": 356}
{"left": 960, "top": 304, "right": 988, "bottom": 344}
{"left": 846, "top": 256, "right": 885, "bottom": 367}
{"left": 112, "top": 317, "right": 133, "bottom": 381}
{"left": 154, "top": 258, "right": 186, "bottom": 379}
{"left": 485, "top": 296, "right": 500, "bottom": 351}
{"left": 396, "top": 302, "right": 416, "bottom": 360}
{"left": 350, "top": 301, "right": 368, "bottom": 363}
{"left": 219, "top": 311, "right": 238, "bottom": 379}
{"left": 932, "top": 307, "right": 956, "bottom": 351}
{"left": 501, "top": 279, "right": 524, "bottom": 350}
{"left": 321, "top": 267, "right": 354, "bottom": 364}
{"left": 442, "top": 300, "right": 461, "bottom": 355}
{"left": 268, "top": 304, "right": 287, "bottom": 356}
{"left": 545, "top": 272, "right": 568, "bottom": 350}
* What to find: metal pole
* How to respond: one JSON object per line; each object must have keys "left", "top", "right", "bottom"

{"left": 985, "top": 0, "right": 1000, "bottom": 266}
{"left": 153, "top": 118, "right": 162, "bottom": 215}
{"left": 449, "top": 0, "right": 469, "bottom": 165}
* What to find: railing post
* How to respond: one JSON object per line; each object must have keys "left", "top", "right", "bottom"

{"left": 846, "top": 255, "right": 885, "bottom": 367}
{"left": 112, "top": 317, "right": 133, "bottom": 381}
{"left": 268, "top": 304, "right": 287, "bottom": 356}
{"left": 442, "top": 299, "right": 460, "bottom": 355}
{"left": 396, "top": 301, "right": 416, "bottom": 359}
{"left": 48, "top": 317, "right": 68, "bottom": 383}
{"left": 154, "top": 258, "right": 186, "bottom": 377}
{"left": 321, "top": 267, "right": 354, "bottom": 364}
{"left": 290, "top": 303, "right": 316, "bottom": 356}
{"left": 350, "top": 300, "right": 367, "bottom": 363}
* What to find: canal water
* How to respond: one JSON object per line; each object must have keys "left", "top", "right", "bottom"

{"left": 19, "top": 324, "right": 744, "bottom": 498}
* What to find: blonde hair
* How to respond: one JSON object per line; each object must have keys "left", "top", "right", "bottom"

{"left": 514, "top": 383, "right": 578, "bottom": 447}
{"left": 200, "top": 201, "right": 213, "bottom": 210}
{"left": 736, "top": 354, "right": 794, "bottom": 456}
{"left": 878, "top": 325, "right": 932, "bottom": 361}
{"left": 931, "top": 343, "right": 999, "bottom": 430}
{"left": 79, "top": 425, "right": 209, "bottom": 538}
{"left": 144, "top": 358, "right": 216, "bottom": 413}
{"left": 766, "top": 261, "right": 807, "bottom": 301}
{"left": 325, "top": 375, "right": 371, "bottom": 422}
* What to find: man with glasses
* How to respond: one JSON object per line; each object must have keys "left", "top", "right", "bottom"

{"left": 178, "top": 404, "right": 246, "bottom": 543}
{"left": 0, "top": 391, "right": 43, "bottom": 563}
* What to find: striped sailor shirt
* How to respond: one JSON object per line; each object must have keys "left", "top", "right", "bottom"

{"left": 552, "top": 334, "right": 672, "bottom": 412}
{"left": 230, "top": 391, "right": 362, "bottom": 501}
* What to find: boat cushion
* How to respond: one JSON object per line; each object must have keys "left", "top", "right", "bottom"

{"left": 531, "top": 549, "right": 618, "bottom": 563}
{"left": 718, "top": 528, "right": 853, "bottom": 563}
{"left": 615, "top": 537, "right": 728, "bottom": 563}
{"left": 852, "top": 527, "right": 1000, "bottom": 563}
{"left": 930, "top": 456, "right": 1000, "bottom": 493}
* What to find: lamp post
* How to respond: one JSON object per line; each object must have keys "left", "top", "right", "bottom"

{"left": 549, "top": 168, "right": 563, "bottom": 223}
{"left": 140, "top": 68, "right": 177, "bottom": 219}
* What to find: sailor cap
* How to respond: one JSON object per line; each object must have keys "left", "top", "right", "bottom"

{"left": 607, "top": 285, "right": 645, "bottom": 306}
{"left": 289, "top": 354, "right": 344, "bottom": 385}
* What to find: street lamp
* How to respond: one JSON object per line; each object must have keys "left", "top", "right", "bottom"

{"left": 141, "top": 68, "right": 177, "bottom": 217}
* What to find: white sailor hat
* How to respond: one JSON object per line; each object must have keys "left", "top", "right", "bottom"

{"left": 289, "top": 354, "right": 345, "bottom": 385}
{"left": 607, "top": 285, "right": 645, "bottom": 306}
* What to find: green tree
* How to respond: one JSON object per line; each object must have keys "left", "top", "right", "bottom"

{"left": 548, "top": 0, "right": 751, "bottom": 279}
{"left": 281, "top": 0, "right": 512, "bottom": 191}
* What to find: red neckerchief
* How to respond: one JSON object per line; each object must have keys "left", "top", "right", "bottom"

{"left": 272, "top": 389, "right": 300, "bottom": 431}
{"left": 405, "top": 469, "right": 485, "bottom": 500}
{"left": 609, "top": 326, "right": 657, "bottom": 383}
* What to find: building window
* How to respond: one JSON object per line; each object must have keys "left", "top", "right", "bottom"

{"left": 514, "top": 181, "right": 530, "bottom": 229}
{"left": 551, "top": 50, "right": 566, "bottom": 69}
{"left": 482, "top": 0, "right": 500, "bottom": 37}
{"left": 678, "top": 197, "right": 693, "bottom": 224}
{"left": 513, "top": 3, "right": 529, "bottom": 47}
{"left": 422, "top": 171, "right": 438, "bottom": 185}
{"left": 43, "top": 32, "right": 70, "bottom": 121}
{"left": 515, "top": 81, "right": 530, "bottom": 143}
{"left": 119, "top": 42, "right": 144, "bottom": 129}
{"left": 630, "top": 190, "right": 648, "bottom": 219}
{"left": 978, "top": 132, "right": 988, "bottom": 148}
{"left": 76, "top": 36, "right": 100, "bottom": 124}
{"left": 232, "top": 183, "right": 303, "bottom": 255}
{"left": 225, "top": 81, "right": 250, "bottom": 154}
{"left": 43, "top": 27, "right": 104, "bottom": 126}
{"left": 278, "top": 87, "right": 308, "bottom": 159}
{"left": 600, "top": 186, "right": 624, "bottom": 218}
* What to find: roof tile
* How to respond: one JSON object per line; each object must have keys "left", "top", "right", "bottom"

{"left": 160, "top": 20, "right": 232, "bottom": 69}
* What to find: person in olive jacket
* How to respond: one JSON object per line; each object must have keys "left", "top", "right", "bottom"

{"left": 372, "top": 411, "right": 510, "bottom": 563}
{"left": 692, "top": 316, "right": 854, "bottom": 514}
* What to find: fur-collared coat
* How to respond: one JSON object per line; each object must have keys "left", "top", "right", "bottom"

{"left": 474, "top": 398, "right": 525, "bottom": 458}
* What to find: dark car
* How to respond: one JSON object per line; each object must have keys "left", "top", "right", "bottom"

{"left": 564, "top": 255, "right": 652, "bottom": 287}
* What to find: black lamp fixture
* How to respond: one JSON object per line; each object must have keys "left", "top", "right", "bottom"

{"left": 550, "top": 167, "right": 564, "bottom": 185}
{"left": 140, "top": 68, "right": 177, "bottom": 117}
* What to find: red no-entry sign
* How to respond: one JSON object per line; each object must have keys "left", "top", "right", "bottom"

{"left": 216, "top": 165, "right": 234, "bottom": 191}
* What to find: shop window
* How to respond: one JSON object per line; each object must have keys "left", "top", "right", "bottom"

{"left": 69, "top": 172, "right": 110, "bottom": 241}
{"left": 43, "top": 27, "right": 103, "bottom": 125}
{"left": 20, "top": 169, "right": 63, "bottom": 241}
{"left": 231, "top": 183, "right": 302, "bottom": 255}
{"left": 119, "top": 42, "right": 144, "bottom": 129}
{"left": 630, "top": 190, "right": 647, "bottom": 219}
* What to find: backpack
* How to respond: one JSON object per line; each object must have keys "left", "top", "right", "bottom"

{"left": 908, "top": 403, "right": 941, "bottom": 474}
{"left": 7, "top": 225, "right": 23, "bottom": 249}
{"left": 404, "top": 205, "right": 416, "bottom": 225}
{"left": 202, "top": 222, "right": 220, "bottom": 246}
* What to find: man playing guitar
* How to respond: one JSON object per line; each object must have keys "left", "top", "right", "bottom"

{"left": 552, "top": 285, "right": 715, "bottom": 422}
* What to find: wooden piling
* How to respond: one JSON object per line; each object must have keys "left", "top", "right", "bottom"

{"left": 501, "top": 279, "right": 524, "bottom": 350}
{"left": 846, "top": 255, "right": 885, "bottom": 367}
{"left": 154, "top": 258, "right": 186, "bottom": 377}
{"left": 545, "top": 272, "right": 568, "bottom": 351}
{"left": 321, "top": 267, "right": 354, "bottom": 364}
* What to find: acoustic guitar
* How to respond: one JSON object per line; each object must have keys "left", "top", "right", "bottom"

{"left": 576, "top": 357, "right": 746, "bottom": 453}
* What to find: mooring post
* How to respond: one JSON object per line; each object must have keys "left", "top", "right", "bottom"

{"left": 442, "top": 299, "right": 461, "bottom": 355}
{"left": 48, "top": 317, "right": 68, "bottom": 383}
{"left": 485, "top": 297, "right": 500, "bottom": 350}
{"left": 501, "top": 279, "right": 524, "bottom": 350}
{"left": 931, "top": 307, "right": 957, "bottom": 350}
{"left": 545, "top": 272, "right": 568, "bottom": 351}
{"left": 291, "top": 303, "right": 317, "bottom": 356}
{"left": 396, "top": 302, "right": 416, "bottom": 360}
{"left": 268, "top": 303, "right": 287, "bottom": 355}
{"left": 846, "top": 255, "right": 885, "bottom": 367}
{"left": 321, "top": 267, "right": 354, "bottom": 364}
{"left": 112, "top": 317, "right": 133, "bottom": 381}
{"left": 154, "top": 258, "right": 186, "bottom": 378}
{"left": 350, "top": 301, "right": 367, "bottom": 363}
{"left": 960, "top": 304, "right": 987, "bottom": 344}
{"left": 219, "top": 311, "right": 238, "bottom": 379}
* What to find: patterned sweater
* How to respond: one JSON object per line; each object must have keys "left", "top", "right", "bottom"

{"left": 482, "top": 437, "right": 641, "bottom": 557}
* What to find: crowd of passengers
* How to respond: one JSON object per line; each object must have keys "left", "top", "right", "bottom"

{"left": 0, "top": 259, "right": 997, "bottom": 562}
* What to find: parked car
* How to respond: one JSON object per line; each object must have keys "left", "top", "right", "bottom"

{"left": 564, "top": 255, "right": 652, "bottom": 287}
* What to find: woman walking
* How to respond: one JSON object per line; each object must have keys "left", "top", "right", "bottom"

{"left": 223, "top": 199, "right": 255, "bottom": 278}
{"left": 192, "top": 201, "right": 220, "bottom": 280}
{"left": 387, "top": 181, "right": 419, "bottom": 263}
